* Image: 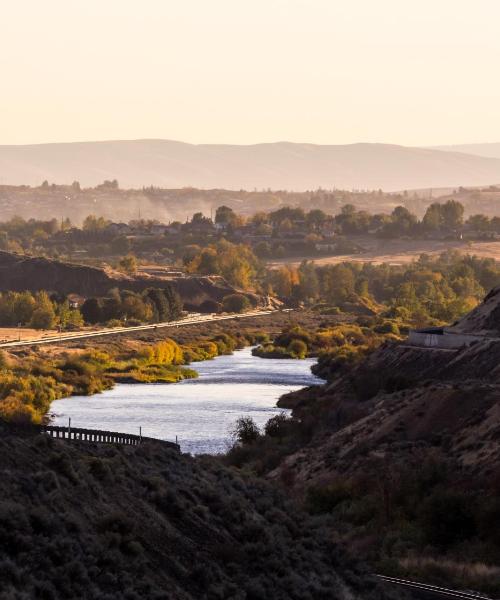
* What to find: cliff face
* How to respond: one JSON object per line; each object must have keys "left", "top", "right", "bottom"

{"left": 0, "top": 425, "right": 395, "bottom": 600}
{"left": 0, "top": 251, "right": 262, "bottom": 308}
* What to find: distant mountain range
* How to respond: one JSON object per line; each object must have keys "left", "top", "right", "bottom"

{"left": 433, "top": 142, "right": 500, "bottom": 161}
{"left": 2, "top": 139, "right": 500, "bottom": 191}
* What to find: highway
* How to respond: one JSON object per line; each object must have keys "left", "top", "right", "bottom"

{"left": 0, "top": 309, "right": 287, "bottom": 349}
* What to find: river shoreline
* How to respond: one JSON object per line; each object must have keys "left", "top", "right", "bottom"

{"left": 50, "top": 347, "right": 321, "bottom": 454}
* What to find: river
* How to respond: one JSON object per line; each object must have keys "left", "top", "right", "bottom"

{"left": 49, "top": 347, "right": 321, "bottom": 454}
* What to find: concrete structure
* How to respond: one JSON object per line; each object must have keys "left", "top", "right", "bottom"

{"left": 408, "top": 327, "right": 484, "bottom": 349}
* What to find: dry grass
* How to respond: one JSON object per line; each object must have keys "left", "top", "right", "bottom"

{"left": 399, "top": 556, "right": 500, "bottom": 594}
{"left": 268, "top": 238, "right": 500, "bottom": 268}
{"left": 0, "top": 327, "right": 59, "bottom": 342}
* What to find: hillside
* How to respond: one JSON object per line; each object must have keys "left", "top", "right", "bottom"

{"left": 0, "top": 250, "right": 262, "bottom": 309}
{"left": 2, "top": 140, "right": 500, "bottom": 191}
{"left": 228, "top": 291, "right": 500, "bottom": 592}
{"left": 434, "top": 142, "right": 500, "bottom": 160}
{"left": 0, "top": 423, "right": 398, "bottom": 600}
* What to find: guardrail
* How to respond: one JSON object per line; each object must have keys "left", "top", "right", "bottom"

{"left": 34, "top": 424, "right": 180, "bottom": 451}
{"left": 375, "top": 574, "right": 495, "bottom": 599}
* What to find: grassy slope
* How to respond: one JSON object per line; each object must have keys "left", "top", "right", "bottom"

{"left": 0, "top": 425, "right": 397, "bottom": 600}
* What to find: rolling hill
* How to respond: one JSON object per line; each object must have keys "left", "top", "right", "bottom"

{"left": 434, "top": 142, "right": 500, "bottom": 161}
{"left": 2, "top": 139, "right": 500, "bottom": 191}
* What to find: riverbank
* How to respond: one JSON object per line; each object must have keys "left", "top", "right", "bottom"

{"left": 0, "top": 332, "right": 259, "bottom": 425}
{"left": 50, "top": 347, "right": 321, "bottom": 454}
{"left": 1, "top": 311, "right": 338, "bottom": 425}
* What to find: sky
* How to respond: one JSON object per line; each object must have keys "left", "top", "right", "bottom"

{"left": 1, "top": 0, "right": 500, "bottom": 147}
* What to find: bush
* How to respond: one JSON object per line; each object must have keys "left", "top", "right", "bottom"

{"left": 222, "top": 294, "right": 251, "bottom": 314}
{"left": 106, "top": 319, "right": 123, "bottom": 328}
{"left": 199, "top": 300, "right": 222, "bottom": 314}
{"left": 419, "top": 491, "right": 476, "bottom": 547}
{"left": 306, "top": 482, "right": 352, "bottom": 514}
{"left": 287, "top": 339, "right": 308, "bottom": 359}
{"left": 374, "top": 321, "right": 400, "bottom": 335}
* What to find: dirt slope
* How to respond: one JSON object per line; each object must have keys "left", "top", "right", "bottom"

{"left": 0, "top": 251, "right": 261, "bottom": 308}
{"left": 276, "top": 288, "right": 500, "bottom": 486}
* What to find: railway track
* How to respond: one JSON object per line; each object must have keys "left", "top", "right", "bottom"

{"left": 0, "top": 309, "right": 287, "bottom": 349}
{"left": 376, "top": 574, "right": 496, "bottom": 599}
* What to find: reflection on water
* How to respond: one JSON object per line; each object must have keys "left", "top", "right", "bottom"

{"left": 50, "top": 347, "right": 321, "bottom": 454}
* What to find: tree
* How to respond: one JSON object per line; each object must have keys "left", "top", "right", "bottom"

{"left": 120, "top": 295, "right": 152, "bottom": 322}
{"left": 423, "top": 200, "right": 464, "bottom": 231}
{"left": 111, "top": 236, "right": 131, "bottom": 254}
{"left": 14, "top": 291, "right": 35, "bottom": 324}
{"left": 162, "top": 285, "right": 183, "bottom": 321}
{"left": 29, "top": 291, "right": 56, "bottom": 330}
{"left": 215, "top": 205, "right": 236, "bottom": 225}
{"left": 144, "top": 288, "right": 169, "bottom": 321}
{"left": 467, "top": 214, "right": 490, "bottom": 232}
{"left": 30, "top": 308, "right": 56, "bottom": 330}
{"left": 297, "top": 261, "right": 319, "bottom": 302}
{"left": 82, "top": 214, "right": 110, "bottom": 232}
{"left": 442, "top": 200, "right": 464, "bottom": 229}
{"left": 254, "top": 241, "right": 271, "bottom": 258}
{"left": 325, "top": 264, "right": 355, "bottom": 303}
{"left": 222, "top": 294, "right": 251, "bottom": 313}
{"left": 232, "top": 417, "right": 260, "bottom": 445}
{"left": 81, "top": 298, "right": 103, "bottom": 324}
{"left": 119, "top": 254, "right": 138, "bottom": 274}
{"left": 422, "top": 203, "right": 443, "bottom": 231}
{"left": 306, "top": 209, "right": 328, "bottom": 231}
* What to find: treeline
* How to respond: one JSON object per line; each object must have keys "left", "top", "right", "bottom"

{"left": 268, "top": 251, "right": 500, "bottom": 324}
{"left": 182, "top": 239, "right": 263, "bottom": 289}
{"left": 334, "top": 199, "right": 500, "bottom": 238}
{"left": 0, "top": 285, "right": 183, "bottom": 330}
{"left": 0, "top": 291, "right": 82, "bottom": 330}
{"left": 81, "top": 286, "right": 183, "bottom": 325}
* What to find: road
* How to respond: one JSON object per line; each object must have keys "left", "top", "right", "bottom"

{"left": 0, "top": 309, "right": 287, "bottom": 349}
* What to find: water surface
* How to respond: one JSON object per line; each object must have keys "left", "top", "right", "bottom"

{"left": 50, "top": 347, "right": 321, "bottom": 454}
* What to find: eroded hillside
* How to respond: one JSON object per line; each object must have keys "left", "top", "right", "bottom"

{"left": 0, "top": 250, "right": 262, "bottom": 309}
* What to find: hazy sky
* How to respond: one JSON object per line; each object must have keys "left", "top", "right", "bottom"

{"left": 2, "top": 0, "right": 499, "bottom": 146}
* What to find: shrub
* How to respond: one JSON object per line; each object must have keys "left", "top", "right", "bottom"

{"left": 199, "top": 300, "right": 222, "bottom": 314}
{"left": 419, "top": 491, "right": 476, "bottom": 547}
{"left": 222, "top": 294, "right": 251, "bottom": 313}
{"left": 306, "top": 482, "right": 352, "bottom": 514}
{"left": 287, "top": 339, "right": 308, "bottom": 358}
{"left": 374, "top": 321, "right": 400, "bottom": 335}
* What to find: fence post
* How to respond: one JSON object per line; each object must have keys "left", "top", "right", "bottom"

{"left": 68, "top": 418, "right": 71, "bottom": 440}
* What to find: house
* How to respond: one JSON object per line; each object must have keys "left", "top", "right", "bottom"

{"left": 67, "top": 293, "right": 86, "bottom": 309}
{"left": 106, "top": 222, "right": 131, "bottom": 235}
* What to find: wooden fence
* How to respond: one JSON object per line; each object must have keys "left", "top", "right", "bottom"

{"left": 38, "top": 424, "right": 180, "bottom": 451}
